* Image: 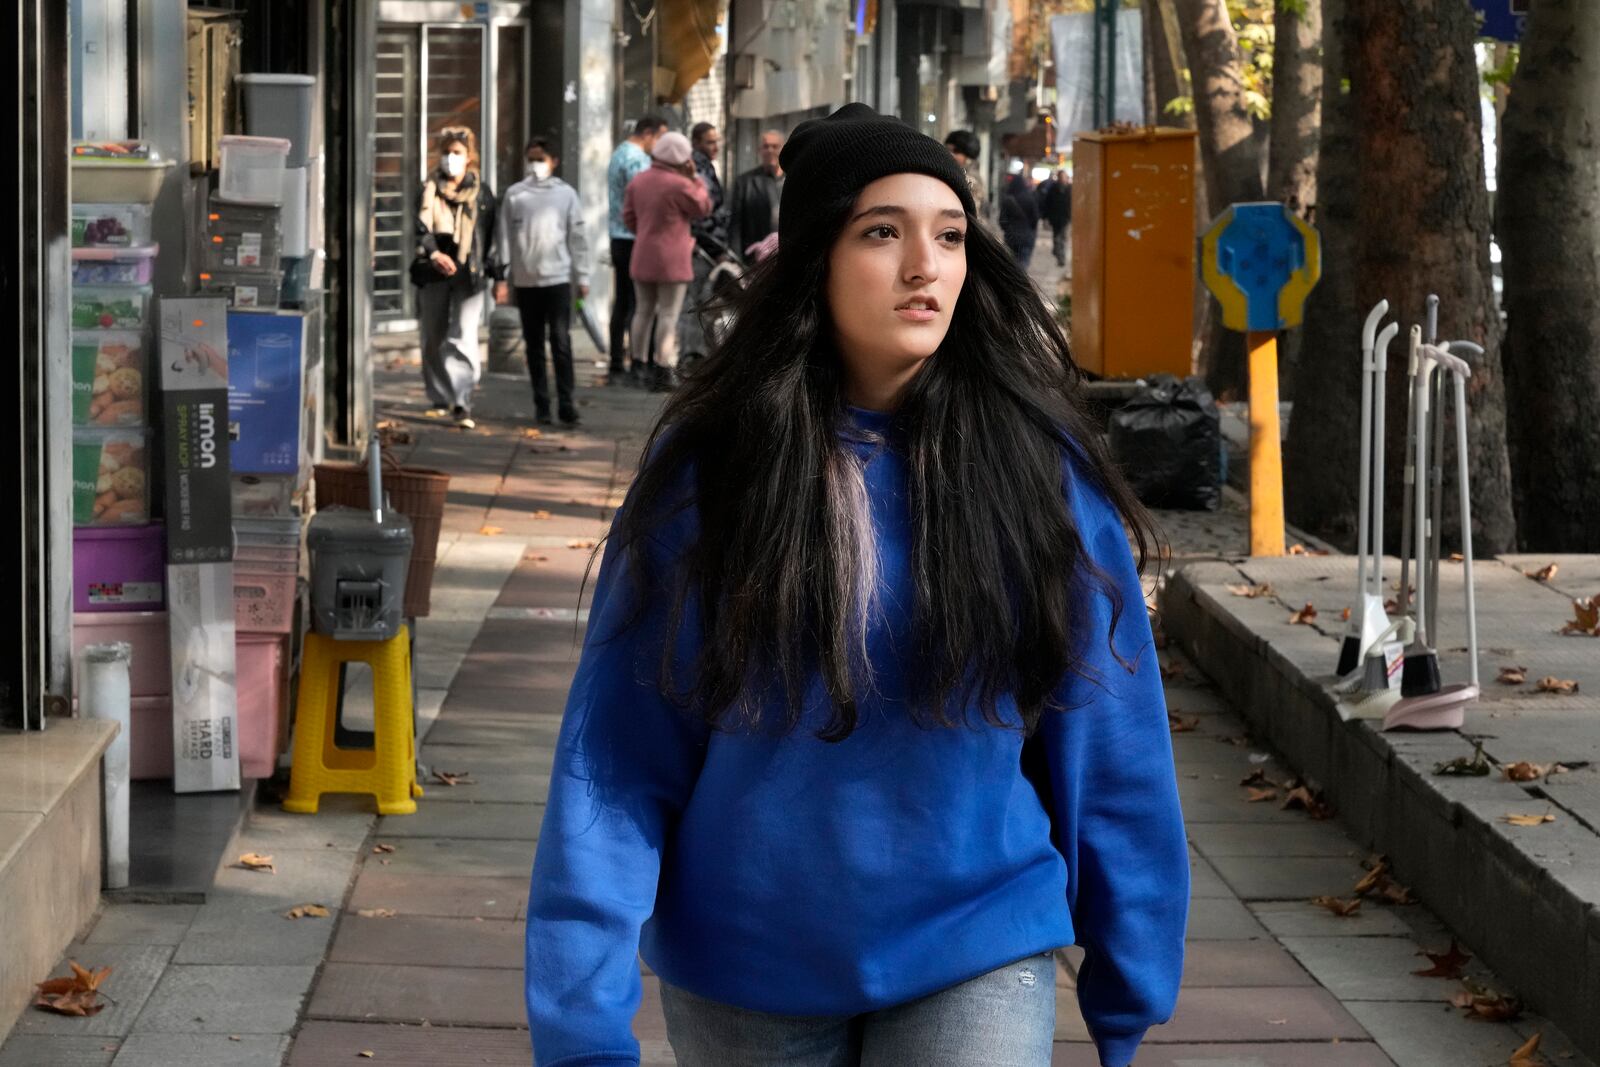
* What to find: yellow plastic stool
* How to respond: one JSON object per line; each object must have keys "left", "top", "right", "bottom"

{"left": 283, "top": 625, "right": 423, "bottom": 815}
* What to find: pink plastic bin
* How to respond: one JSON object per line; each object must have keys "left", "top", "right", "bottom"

{"left": 73, "top": 524, "right": 165, "bottom": 612}
{"left": 72, "top": 610, "right": 170, "bottom": 698}
{"left": 237, "top": 632, "right": 287, "bottom": 778}
{"left": 234, "top": 571, "right": 296, "bottom": 633}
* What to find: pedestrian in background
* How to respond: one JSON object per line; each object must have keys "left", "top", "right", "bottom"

{"left": 689, "top": 122, "right": 729, "bottom": 253}
{"left": 527, "top": 102, "right": 1186, "bottom": 1067}
{"left": 606, "top": 114, "right": 669, "bottom": 385}
{"left": 622, "top": 131, "right": 711, "bottom": 392}
{"left": 1040, "top": 166, "right": 1072, "bottom": 268}
{"left": 495, "top": 137, "right": 590, "bottom": 428}
{"left": 729, "top": 128, "right": 785, "bottom": 258}
{"left": 414, "top": 126, "right": 497, "bottom": 430}
{"left": 943, "top": 128, "right": 987, "bottom": 218}
{"left": 1000, "top": 170, "right": 1040, "bottom": 268}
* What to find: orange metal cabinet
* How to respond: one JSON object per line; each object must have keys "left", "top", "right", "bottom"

{"left": 1070, "top": 128, "right": 1198, "bottom": 379}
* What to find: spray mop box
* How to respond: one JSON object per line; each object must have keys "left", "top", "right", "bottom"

{"left": 159, "top": 298, "right": 233, "bottom": 563}
{"left": 227, "top": 310, "right": 308, "bottom": 475}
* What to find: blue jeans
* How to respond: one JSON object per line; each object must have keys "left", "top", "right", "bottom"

{"left": 659, "top": 951, "right": 1057, "bottom": 1066}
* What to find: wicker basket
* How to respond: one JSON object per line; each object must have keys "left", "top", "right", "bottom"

{"left": 313, "top": 454, "right": 450, "bottom": 617}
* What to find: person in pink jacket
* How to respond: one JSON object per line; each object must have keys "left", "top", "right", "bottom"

{"left": 623, "top": 131, "right": 712, "bottom": 391}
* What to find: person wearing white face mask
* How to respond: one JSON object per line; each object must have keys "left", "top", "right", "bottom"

{"left": 414, "top": 126, "right": 500, "bottom": 429}
{"left": 494, "top": 137, "right": 592, "bottom": 427}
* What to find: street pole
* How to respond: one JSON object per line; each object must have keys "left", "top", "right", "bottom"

{"left": 1091, "top": 0, "right": 1105, "bottom": 127}
{"left": 1247, "top": 329, "right": 1286, "bottom": 556}
{"left": 1105, "top": 0, "right": 1117, "bottom": 126}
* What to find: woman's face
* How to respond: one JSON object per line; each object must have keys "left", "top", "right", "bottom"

{"left": 826, "top": 173, "right": 967, "bottom": 388}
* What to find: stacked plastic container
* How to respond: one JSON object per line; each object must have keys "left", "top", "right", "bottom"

{"left": 232, "top": 515, "right": 300, "bottom": 777}
{"left": 69, "top": 143, "right": 171, "bottom": 776}
{"left": 200, "top": 135, "right": 289, "bottom": 309}
{"left": 239, "top": 75, "right": 317, "bottom": 304}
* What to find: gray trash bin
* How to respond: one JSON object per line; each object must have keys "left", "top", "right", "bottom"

{"left": 307, "top": 506, "right": 412, "bottom": 641}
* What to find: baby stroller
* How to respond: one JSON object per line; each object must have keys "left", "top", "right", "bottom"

{"left": 678, "top": 236, "right": 748, "bottom": 375}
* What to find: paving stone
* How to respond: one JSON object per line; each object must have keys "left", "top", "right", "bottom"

{"left": 1180, "top": 939, "right": 1314, "bottom": 987}
{"left": 1186, "top": 895, "right": 1271, "bottom": 940}
{"left": 413, "top": 770, "right": 552, "bottom": 805}
{"left": 1054, "top": 982, "right": 1090, "bottom": 1042}
{"left": 1208, "top": 854, "right": 1369, "bottom": 901}
{"left": 110, "top": 1033, "right": 288, "bottom": 1067}
{"left": 376, "top": 801, "right": 543, "bottom": 840}
{"left": 203, "top": 847, "right": 361, "bottom": 911}
{"left": 329, "top": 915, "right": 525, "bottom": 969}
{"left": 1187, "top": 849, "right": 1232, "bottom": 898}
{"left": 285, "top": 1021, "right": 532, "bottom": 1066}
{"left": 306, "top": 962, "right": 525, "bottom": 1026}
{"left": 1152, "top": 986, "right": 1369, "bottom": 1043}
{"left": 83, "top": 904, "right": 198, "bottom": 946}
{"left": 1277, "top": 936, "right": 1495, "bottom": 1002}
{"left": 1050, "top": 1041, "right": 1395, "bottom": 1066}
{"left": 1247, "top": 900, "right": 1415, "bottom": 938}
{"left": 360, "top": 836, "right": 535, "bottom": 878}
{"left": 230, "top": 801, "right": 375, "bottom": 852}
{"left": 346, "top": 870, "right": 526, "bottom": 919}
{"left": 131, "top": 965, "right": 315, "bottom": 1033}
{"left": 0, "top": 1036, "right": 119, "bottom": 1067}
{"left": 422, "top": 718, "right": 570, "bottom": 749}
{"left": 172, "top": 898, "right": 338, "bottom": 966}
{"left": 1342, "top": 999, "right": 1531, "bottom": 1067}
{"left": 1187, "top": 820, "right": 1362, "bottom": 859}
{"left": 10, "top": 945, "right": 172, "bottom": 1038}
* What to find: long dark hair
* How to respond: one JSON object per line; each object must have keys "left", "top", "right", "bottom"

{"left": 604, "top": 189, "right": 1155, "bottom": 741}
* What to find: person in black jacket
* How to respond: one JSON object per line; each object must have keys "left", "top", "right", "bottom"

{"left": 1038, "top": 167, "right": 1072, "bottom": 267}
{"left": 689, "top": 122, "right": 729, "bottom": 253}
{"left": 414, "top": 126, "right": 498, "bottom": 428}
{"left": 998, "top": 171, "right": 1040, "bottom": 269}
{"left": 728, "top": 129, "right": 785, "bottom": 257}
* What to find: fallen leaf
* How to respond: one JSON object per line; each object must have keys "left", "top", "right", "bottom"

{"left": 1310, "top": 895, "right": 1362, "bottom": 917}
{"left": 1448, "top": 552, "right": 1464, "bottom": 562}
{"left": 1535, "top": 676, "right": 1579, "bottom": 694}
{"left": 1455, "top": 980, "right": 1522, "bottom": 1022}
{"left": 372, "top": 843, "right": 396, "bottom": 854}
{"left": 1434, "top": 741, "right": 1491, "bottom": 777}
{"left": 1226, "top": 583, "right": 1274, "bottom": 598}
{"left": 360, "top": 1052, "right": 375, "bottom": 1059}
{"left": 478, "top": 525, "right": 505, "bottom": 536}
{"left": 1501, "top": 812, "right": 1555, "bottom": 827}
{"left": 34, "top": 961, "right": 113, "bottom": 1017}
{"left": 356, "top": 908, "right": 397, "bottom": 918}
{"left": 1245, "top": 786, "right": 1278, "bottom": 803}
{"left": 1167, "top": 711, "right": 1199, "bottom": 733}
{"left": 532, "top": 510, "right": 552, "bottom": 520}
{"left": 431, "top": 769, "right": 473, "bottom": 786}
{"left": 567, "top": 539, "right": 598, "bottom": 549}
{"left": 1340, "top": 607, "right": 1351, "bottom": 622}
{"left": 1413, "top": 940, "right": 1472, "bottom": 979}
{"left": 1280, "top": 782, "right": 1335, "bottom": 819}
{"left": 1288, "top": 602, "right": 1318, "bottom": 625}
{"left": 1239, "top": 768, "right": 1273, "bottom": 787}
{"left": 1559, "top": 597, "right": 1599, "bottom": 636}
{"left": 284, "top": 904, "right": 330, "bottom": 919}
{"left": 521, "top": 427, "right": 544, "bottom": 439}
{"left": 1496, "top": 665, "right": 1527, "bottom": 685}
{"left": 228, "top": 1035, "right": 242, "bottom": 1042}
{"left": 1379, "top": 881, "right": 1418, "bottom": 906}
{"left": 1509, "top": 1032, "right": 1542, "bottom": 1067}
{"left": 1353, "top": 859, "right": 1390, "bottom": 897}
{"left": 1524, "top": 563, "right": 1558, "bottom": 582}
{"left": 1288, "top": 543, "right": 1330, "bottom": 556}
{"left": 1502, "top": 761, "right": 1547, "bottom": 783}
{"left": 236, "top": 852, "right": 275, "bottom": 873}
{"left": 525, "top": 553, "right": 550, "bottom": 563}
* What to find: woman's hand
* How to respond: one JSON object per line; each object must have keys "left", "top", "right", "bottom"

{"left": 430, "top": 251, "right": 458, "bottom": 277}
{"left": 495, "top": 281, "right": 511, "bottom": 304}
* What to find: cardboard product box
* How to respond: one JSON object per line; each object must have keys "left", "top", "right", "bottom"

{"left": 159, "top": 298, "right": 239, "bottom": 792}
{"left": 227, "top": 309, "right": 308, "bottom": 475}
{"left": 186, "top": 9, "right": 241, "bottom": 173}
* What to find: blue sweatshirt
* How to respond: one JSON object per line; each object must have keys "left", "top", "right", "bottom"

{"left": 525, "top": 409, "right": 1188, "bottom": 1067}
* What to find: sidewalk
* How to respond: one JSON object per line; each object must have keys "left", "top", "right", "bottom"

{"left": 4, "top": 320, "right": 1594, "bottom": 1066}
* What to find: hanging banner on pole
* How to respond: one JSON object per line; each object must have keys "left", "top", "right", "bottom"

{"left": 1050, "top": 10, "right": 1145, "bottom": 149}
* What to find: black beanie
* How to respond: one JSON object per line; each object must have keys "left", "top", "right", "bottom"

{"left": 777, "top": 103, "right": 977, "bottom": 245}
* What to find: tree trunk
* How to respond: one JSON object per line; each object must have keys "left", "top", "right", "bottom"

{"left": 1174, "top": 0, "right": 1264, "bottom": 397}
{"left": 1268, "top": 0, "right": 1322, "bottom": 215}
{"left": 1498, "top": 0, "right": 1600, "bottom": 549}
{"left": 1282, "top": 0, "right": 1363, "bottom": 546}
{"left": 1143, "top": 0, "right": 1192, "bottom": 128}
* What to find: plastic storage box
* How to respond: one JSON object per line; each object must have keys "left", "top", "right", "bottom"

{"left": 234, "top": 571, "right": 297, "bottom": 633}
{"left": 239, "top": 74, "right": 316, "bottom": 166}
{"left": 307, "top": 506, "right": 412, "bottom": 640}
{"left": 70, "top": 158, "right": 173, "bottom": 204}
{"left": 198, "top": 269, "right": 281, "bottom": 309}
{"left": 72, "top": 286, "right": 151, "bottom": 330}
{"left": 205, "top": 199, "right": 282, "bottom": 272}
{"left": 72, "top": 430, "right": 150, "bottom": 525}
{"left": 218, "top": 135, "right": 290, "bottom": 204}
{"left": 236, "top": 631, "right": 289, "bottom": 778}
{"left": 281, "top": 166, "right": 309, "bottom": 256}
{"left": 72, "top": 525, "right": 165, "bottom": 612}
{"left": 71, "top": 245, "right": 159, "bottom": 286}
{"left": 71, "top": 331, "right": 147, "bottom": 426}
{"left": 71, "top": 202, "right": 154, "bottom": 248}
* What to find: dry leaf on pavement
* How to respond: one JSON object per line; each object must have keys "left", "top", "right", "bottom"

{"left": 34, "top": 961, "right": 113, "bottom": 1017}
{"left": 1535, "top": 676, "right": 1579, "bottom": 694}
{"left": 1310, "top": 895, "right": 1362, "bottom": 917}
{"left": 1501, "top": 812, "right": 1556, "bottom": 827}
{"left": 1280, "top": 781, "right": 1335, "bottom": 819}
{"left": 1244, "top": 786, "right": 1278, "bottom": 803}
{"left": 1509, "top": 1032, "right": 1542, "bottom": 1066}
{"left": 431, "top": 769, "right": 473, "bottom": 786}
{"left": 1502, "top": 761, "right": 1548, "bottom": 783}
{"left": 1453, "top": 980, "right": 1521, "bottom": 1022}
{"left": 1340, "top": 607, "right": 1351, "bottom": 622}
{"left": 1167, "top": 712, "right": 1199, "bottom": 733}
{"left": 356, "top": 908, "right": 397, "bottom": 918}
{"left": 1288, "top": 603, "right": 1318, "bottom": 625}
{"left": 1559, "top": 597, "right": 1599, "bottom": 636}
{"left": 1239, "top": 768, "right": 1274, "bottom": 788}
{"left": 371, "top": 843, "right": 396, "bottom": 854}
{"left": 478, "top": 525, "right": 505, "bottom": 536}
{"left": 567, "top": 539, "right": 598, "bottom": 549}
{"left": 1413, "top": 940, "right": 1472, "bottom": 979}
{"left": 236, "top": 852, "right": 275, "bottom": 873}
{"left": 1524, "top": 563, "right": 1558, "bottom": 582}
{"left": 1496, "top": 665, "right": 1527, "bottom": 685}
{"left": 1225, "top": 583, "right": 1274, "bottom": 598}
{"left": 284, "top": 904, "right": 330, "bottom": 919}
{"left": 1434, "top": 742, "right": 1490, "bottom": 777}
{"left": 521, "top": 427, "right": 544, "bottom": 439}
{"left": 532, "top": 510, "right": 552, "bottom": 520}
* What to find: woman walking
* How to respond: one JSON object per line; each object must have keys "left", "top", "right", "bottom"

{"left": 525, "top": 103, "right": 1187, "bottom": 1067}
{"left": 414, "top": 126, "right": 498, "bottom": 428}
{"left": 999, "top": 170, "right": 1041, "bottom": 269}
{"left": 622, "top": 130, "right": 712, "bottom": 392}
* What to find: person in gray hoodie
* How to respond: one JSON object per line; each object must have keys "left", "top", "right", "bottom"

{"left": 495, "top": 137, "right": 592, "bottom": 426}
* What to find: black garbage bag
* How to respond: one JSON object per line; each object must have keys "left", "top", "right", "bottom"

{"left": 1107, "top": 374, "right": 1222, "bottom": 511}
